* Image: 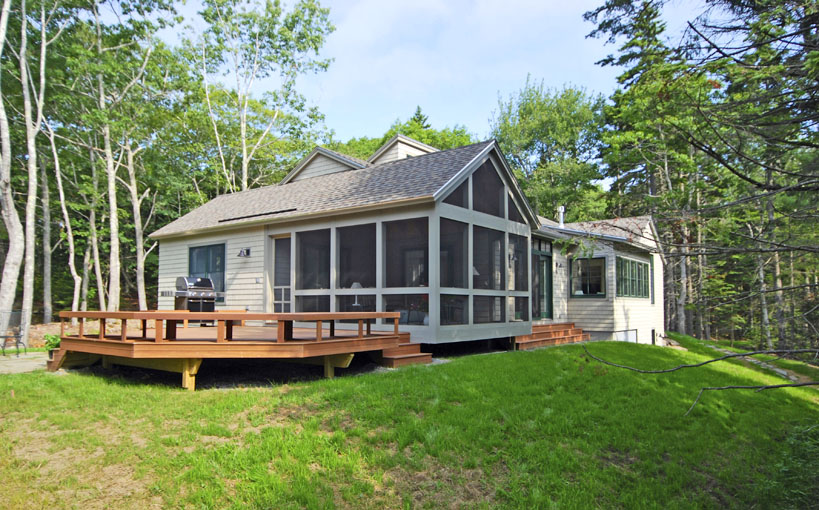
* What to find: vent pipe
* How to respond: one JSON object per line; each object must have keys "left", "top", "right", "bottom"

{"left": 558, "top": 205, "right": 565, "bottom": 227}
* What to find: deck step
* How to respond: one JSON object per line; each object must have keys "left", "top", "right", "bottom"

{"left": 514, "top": 324, "right": 589, "bottom": 351}
{"left": 382, "top": 343, "right": 422, "bottom": 356}
{"left": 381, "top": 352, "right": 433, "bottom": 368}
{"left": 46, "top": 349, "right": 65, "bottom": 371}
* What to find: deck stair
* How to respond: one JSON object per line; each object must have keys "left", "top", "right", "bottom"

{"left": 380, "top": 337, "right": 432, "bottom": 368}
{"left": 514, "top": 323, "right": 590, "bottom": 350}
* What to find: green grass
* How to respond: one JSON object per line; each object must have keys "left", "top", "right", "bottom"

{"left": 670, "top": 332, "right": 819, "bottom": 380}
{"left": 1, "top": 342, "right": 817, "bottom": 509}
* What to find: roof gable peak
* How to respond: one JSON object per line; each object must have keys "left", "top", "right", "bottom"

{"left": 368, "top": 134, "right": 439, "bottom": 165}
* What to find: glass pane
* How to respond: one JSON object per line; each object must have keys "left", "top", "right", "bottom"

{"left": 274, "top": 237, "right": 291, "bottom": 287}
{"left": 472, "top": 160, "right": 504, "bottom": 217}
{"left": 296, "top": 229, "right": 330, "bottom": 290}
{"left": 440, "top": 295, "right": 468, "bottom": 325}
{"left": 385, "top": 218, "right": 428, "bottom": 287}
{"left": 284, "top": 303, "right": 291, "bottom": 312}
{"left": 508, "top": 234, "right": 528, "bottom": 291}
{"left": 274, "top": 303, "right": 282, "bottom": 313}
{"left": 284, "top": 288, "right": 290, "bottom": 301}
{"left": 384, "top": 294, "right": 429, "bottom": 325}
{"left": 440, "top": 218, "right": 468, "bottom": 288}
{"left": 473, "top": 226, "right": 505, "bottom": 290}
{"left": 443, "top": 180, "right": 468, "bottom": 208}
{"left": 508, "top": 194, "right": 525, "bottom": 223}
{"left": 338, "top": 224, "right": 376, "bottom": 288}
{"left": 274, "top": 288, "right": 282, "bottom": 301}
{"left": 572, "top": 258, "right": 605, "bottom": 296}
{"left": 296, "top": 295, "right": 330, "bottom": 312}
{"left": 337, "top": 295, "right": 376, "bottom": 323}
{"left": 474, "top": 296, "right": 504, "bottom": 323}
{"left": 190, "top": 247, "right": 208, "bottom": 275}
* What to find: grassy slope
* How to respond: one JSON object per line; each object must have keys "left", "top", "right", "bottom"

{"left": 0, "top": 342, "right": 817, "bottom": 509}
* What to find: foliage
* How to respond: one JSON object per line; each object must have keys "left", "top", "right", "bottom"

{"left": 329, "top": 106, "right": 475, "bottom": 160}
{"left": 43, "top": 334, "right": 60, "bottom": 351}
{"left": 0, "top": 343, "right": 816, "bottom": 508}
{"left": 491, "top": 78, "right": 607, "bottom": 222}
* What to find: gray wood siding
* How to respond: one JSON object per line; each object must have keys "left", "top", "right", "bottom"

{"left": 370, "top": 143, "right": 432, "bottom": 165}
{"left": 290, "top": 154, "right": 353, "bottom": 182}
{"left": 612, "top": 251, "right": 665, "bottom": 344}
{"left": 157, "top": 226, "right": 267, "bottom": 312}
{"left": 566, "top": 243, "right": 616, "bottom": 331}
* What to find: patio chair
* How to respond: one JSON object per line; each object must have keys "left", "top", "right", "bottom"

{"left": 0, "top": 310, "right": 25, "bottom": 357}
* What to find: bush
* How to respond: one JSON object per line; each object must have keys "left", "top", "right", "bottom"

{"left": 43, "top": 333, "right": 60, "bottom": 351}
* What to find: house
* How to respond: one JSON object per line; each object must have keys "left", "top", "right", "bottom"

{"left": 150, "top": 135, "right": 665, "bottom": 346}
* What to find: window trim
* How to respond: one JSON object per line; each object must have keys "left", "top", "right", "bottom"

{"left": 569, "top": 256, "right": 607, "bottom": 299}
{"left": 616, "top": 256, "right": 651, "bottom": 298}
{"left": 188, "top": 242, "right": 226, "bottom": 302}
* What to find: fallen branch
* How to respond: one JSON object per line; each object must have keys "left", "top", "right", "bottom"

{"left": 685, "top": 382, "right": 819, "bottom": 416}
{"left": 582, "top": 345, "right": 819, "bottom": 414}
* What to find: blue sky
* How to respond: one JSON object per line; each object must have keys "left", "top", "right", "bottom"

{"left": 172, "top": 0, "right": 696, "bottom": 142}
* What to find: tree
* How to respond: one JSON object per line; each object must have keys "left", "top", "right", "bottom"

{"left": 191, "top": 0, "right": 333, "bottom": 192}
{"left": 491, "top": 78, "right": 606, "bottom": 222}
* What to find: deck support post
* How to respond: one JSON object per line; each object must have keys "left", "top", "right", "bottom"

{"left": 323, "top": 356, "right": 334, "bottom": 379}
{"left": 181, "top": 358, "right": 203, "bottom": 391}
{"left": 102, "top": 356, "right": 111, "bottom": 369}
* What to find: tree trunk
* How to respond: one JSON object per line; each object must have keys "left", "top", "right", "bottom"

{"left": 0, "top": 0, "right": 24, "bottom": 335}
{"left": 125, "top": 145, "right": 150, "bottom": 310}
{"left": 756, "top": 252, "right": 772, "bottom": 350}
{"left": 41, "top": 158, "right": 52, "bottom": 324}
{"left": 80, "top": 243, "right": 91, "bottom": 312}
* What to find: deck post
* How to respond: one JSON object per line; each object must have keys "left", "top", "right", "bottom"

{"left": 120, "top": 320, "right": 127, "bottom": 342}
{"left": 216, "top": 320, "right": 226, "bottom": 343}
{"left": 102, "top": 356, "right": 111, "bottom": 369}
{"left": 358, "top": 320, "right": 363, "bottom": 338}
{"left": 78, "top": 318, "right": 84, "bottom": 339}
{"left": 394, "top": 317, "right": 399, "bottom": 335}
{"left": 98, "top": 319, "right": 106, "bottom": 340}
{"left": 181, "top": 358, "right": 203, "bottom": 391}
{"left": 366, "top": 319, "right": 371, "bottom": 336}
{"left": 277, "top": 320, "right": 285, "bottom": 343}
{"left": 323, "top": 356, "right": 334, "bottom": 379}
{"left": 60, "top": 319, "right": 65, "bottom": 337}
{"left": 141, "top": 319, "right": 147, "bottom": 338}
{"left": 155, "top": 319, "right": 164, "bottom": 342}
{"left": 316, "top": 321, "right": 323, "bottom": 341}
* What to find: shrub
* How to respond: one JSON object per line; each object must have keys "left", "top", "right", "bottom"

{"left": 44, "top": 333, "right": 60, "bottom": 351}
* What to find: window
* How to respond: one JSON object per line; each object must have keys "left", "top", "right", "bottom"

{"left": 338, "top": 224, "right": 376, "bottom": 288}
{"left": 189, "top": 244, "right": 225, "bottom": 300}
{"left": 296, "top": 229, "right": 330, "bottom": 289}
{"left": 472, "top": 160, "right": 504, "bottom": 217}
{"left": 570, "top": 257, "right": 606, "bottom": 297}
{"left": 616, "top": 257, "right": 650, "bottom": 298}
{"left": 385, "top": 218, "right": 428, "bottom": 287}
{"left": 384, "top": 294, "right": 428, "bottom": 325}
{"left": 440, "top": 295, "right": 468, "bottom": 325}
{"left": 440, "top": 219, "right": 468, "bottom": 288}
{"left": 532, "top": 253, "right": 552, "bottom": 320}
{"left": 443, "top": 180, "right": 468, "bottom": 208}
{"left": 508, "top": 234, "right": 528, "bottom": 291}
{"left": 473, "top": 226, "right": 505, "bottom": 290}
{"left": 474, "top": 296, "right": 504, "bottom": 323}
{"left": 508, "top": 194, "right": 525, "bottom": 223}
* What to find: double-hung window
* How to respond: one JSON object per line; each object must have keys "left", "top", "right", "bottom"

{"left": 189, "top": 243, "right": 225, "bottom": 301}
{"left": 570, "top": 257, "right": 606, "bottom": 297}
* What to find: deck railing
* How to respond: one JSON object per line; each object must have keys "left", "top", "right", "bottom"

{"left": 58, "top": 311, "right": 401, "bottom": 343}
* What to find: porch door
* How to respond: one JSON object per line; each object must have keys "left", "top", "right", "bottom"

{"left": 273, "top": 237, "right": 291, "bottom": 313}
{"left": 531, "top": 253, "right": 552, "bottom": 320}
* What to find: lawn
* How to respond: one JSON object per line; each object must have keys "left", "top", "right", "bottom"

{"left": 1, "top": 342, "right": 817, "bottom": 509}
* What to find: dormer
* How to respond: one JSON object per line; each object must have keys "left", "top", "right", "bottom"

{"left": 280, "top": 147, "right": 369, "bottom": 184}
{"left": 367, "top": 134, "right": 439, "bottom": 165}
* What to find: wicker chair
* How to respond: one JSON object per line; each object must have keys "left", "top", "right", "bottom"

{"left": 0, "top": 310, "right": 25, "bottom": 357}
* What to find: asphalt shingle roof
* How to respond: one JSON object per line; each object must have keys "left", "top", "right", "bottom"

{"left": 151, "top": 140, "right": 493, "bottom": 238}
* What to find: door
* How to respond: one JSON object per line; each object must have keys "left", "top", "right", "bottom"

{"left": 531, "top": 252, "right": 553, "bottom": 320}
{"left": 273, "top": 237, "right": 291, "bottom": 313}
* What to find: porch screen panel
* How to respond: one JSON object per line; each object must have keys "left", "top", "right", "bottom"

{"left": 473, "top": 226, "right": 505, "bottom": 290}
{"left": 384, "top": 294, "right": 429, "bottom": 325}
{"left": 440, "top": 295, "right": 468, "bottom": 325}
{"left": 472, "top": 160, "right": 504, "bottom": 217}
{"left": 296, "top": 229, "right": 330, "bottom": 289}
{"left": 440, "top": 218, "right": 468, "bottom": 288}
{"left": 338, "top": 224, "right": 376, "bottom": 288}
{"left": 443, "top": 180, "right": 468, "bottom": 208}
{"left": 296, "top": 295, "right": 330, "bottom": 312}
{"left": 508, "top": 194, "right": 525, "bottom": 223}
{"left": 385, "top": 218, "right": 428, "bottom": 288}
{"left": 474, "top": 296, "right": 504, "bottom": 323}
{"left": 508, "top": 234, "right": 528, "bottom": 291}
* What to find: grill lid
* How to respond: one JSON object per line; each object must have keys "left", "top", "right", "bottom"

{"left": 176, "top": 276, "right": 214, "bottom": 291}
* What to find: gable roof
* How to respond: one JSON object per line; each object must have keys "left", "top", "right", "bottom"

{"left": 538, "top": 215, "right": 657, "bottom": 251}
{"left": 151, "top": 140, "right": 495, "bottom": 239}
{"left": 367, "top": 134, "right": 439, "bottom": 164}
{"left": 279, "top": 146, "right": 369, "bottom": 185}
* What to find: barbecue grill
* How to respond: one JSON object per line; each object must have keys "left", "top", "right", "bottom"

{"left": 174, "top": 277, "right": 216, "bottom": 315}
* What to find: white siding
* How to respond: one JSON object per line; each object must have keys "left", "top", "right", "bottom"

{"left": 612, "top": 250, "right": 665, "bottom": 345}
{"left": 157, "top": 226, "right": 267, "bottom": 312}
{"left": 551, "top": 249, "right": 569, "bottom": 322}
{"left": 370, "top": 142, "right": 433, "bottom": 165}
{"left": 290, "top": 154, "right": 353, "bottom": 182}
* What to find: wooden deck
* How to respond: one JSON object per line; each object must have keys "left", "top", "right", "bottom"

{"left": 50, "top": 311, "right": 407, "bottom": 390}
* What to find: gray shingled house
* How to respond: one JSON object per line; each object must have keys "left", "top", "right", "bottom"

{"left": 150, "top": 135, "right": 665, "bottom": 345}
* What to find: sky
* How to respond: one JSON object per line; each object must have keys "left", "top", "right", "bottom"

{"left": 170, "top": 0, "right": 698, "bottom": 142}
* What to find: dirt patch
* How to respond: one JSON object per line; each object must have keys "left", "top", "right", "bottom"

{"left": 385, "top": 455, "right": 506, "bottom": 509}
{"left": 600, "top": 447, "right": 639, "bottom": 472}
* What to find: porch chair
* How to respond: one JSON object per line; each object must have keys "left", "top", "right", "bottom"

{"left": 0, "top": 310, "right": 25, "bottom": 357}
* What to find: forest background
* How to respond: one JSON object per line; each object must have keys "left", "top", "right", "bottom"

{"left": 0, "top": 0, "right": 816, "bottom": 352}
